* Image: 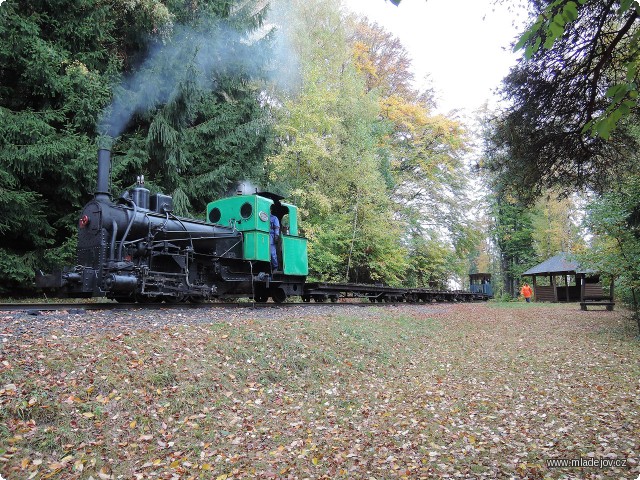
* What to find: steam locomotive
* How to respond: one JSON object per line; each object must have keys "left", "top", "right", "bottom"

{"left": 36, "top": 149, "right": 308, "bottom": 303}
{"left": 36, "top": 149, "right": 492, "bottom": 303}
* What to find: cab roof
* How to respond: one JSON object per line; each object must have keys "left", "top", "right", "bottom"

{"left": 256, "top": 191, "right": 285, "bottom": 201}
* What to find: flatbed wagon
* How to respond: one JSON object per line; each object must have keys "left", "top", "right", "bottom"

{"left": 301, "top": 282, "right": 491, "bottom": 303}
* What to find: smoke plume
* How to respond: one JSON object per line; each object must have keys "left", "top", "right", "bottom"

{"left": 99, "top": 14, "right": 300, "bottom": 139}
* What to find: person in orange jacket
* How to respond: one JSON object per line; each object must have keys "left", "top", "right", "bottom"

{"left": 520, "top": 283, "right": 533, "bottom": 303}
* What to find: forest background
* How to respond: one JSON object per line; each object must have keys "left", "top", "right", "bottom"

{"left": 0, "top": 0, "right": 638, "bottom": 312}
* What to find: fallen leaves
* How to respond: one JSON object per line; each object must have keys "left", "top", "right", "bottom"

{"left": 0, "top": 303, "right": 638, "bottom": 478}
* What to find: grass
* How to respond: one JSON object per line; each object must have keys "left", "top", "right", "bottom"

{"left": 0, "top": 303, "right": 638, "bottom": 479}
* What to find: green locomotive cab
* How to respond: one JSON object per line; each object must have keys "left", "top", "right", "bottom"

{"left": 206, "top": 192, "right": 308, "bottom": 276}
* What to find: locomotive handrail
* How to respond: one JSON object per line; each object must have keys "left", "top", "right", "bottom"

{"left": 118, "top": 198, "right": 138, "bottom": 261}
{"left": 215, "top": 239, "right": 244, "bottom": 259}
{"left": 168, "top": 212, "right": 195, "bottom": 252}
{"left": 109, "top": 219, "right": 118, "bottom": 262}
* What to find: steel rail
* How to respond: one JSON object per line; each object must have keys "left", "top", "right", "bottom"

{"left": 0, "top": 300, "right": 418, "bottom": 313}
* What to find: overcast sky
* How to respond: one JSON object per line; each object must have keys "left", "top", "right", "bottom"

{"left": 344, "top": 0, "right": 529, "bottom": 114}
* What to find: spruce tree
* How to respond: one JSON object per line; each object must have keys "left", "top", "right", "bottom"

{"left": 0, "top": 0, "right": 119, "bottom": 294}
{"left": 101, "top": 2, "right": 273, "bottom": 215}
{"left": 0, "top": 0, "right": 272, "bottom": 294}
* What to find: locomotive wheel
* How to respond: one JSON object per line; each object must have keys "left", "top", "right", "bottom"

{"left": 329, "top": 295, "right": 338, "bottom": 303}
{"left": 253, "top": 284, "right": 269, "bottom": 303}
{"left": 313, "top": 294, "right": 327, "bottom": 302}
{"left": 135, "top": 294, "right": 156, "bottom": 303}
{"left": 187, "top": 295, "right": 204, "bottom": 304}
{"left": 301, "top": 295, "right": 311, "bottom": 303}
{"left": 271, "top": 288, "right": 287, "bottom": 304}
{"left": 254, "top": 294, "right": 269, "bottom": 303}
{"left": 163, "top": 294, "right": 186, "bottom": 303}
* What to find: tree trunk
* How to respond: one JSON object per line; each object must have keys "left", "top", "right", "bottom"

{"left": 632, "top": 288, "right": 639, "bottom": 336}
{"left": 500, "top": 255, "right": 511, "bottom": 297}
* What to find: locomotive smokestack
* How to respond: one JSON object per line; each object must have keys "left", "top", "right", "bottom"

{"left": 96, "top": 149, "right": 111, "bottom": 201}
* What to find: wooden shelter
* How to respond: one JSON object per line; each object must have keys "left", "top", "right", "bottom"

{"left": 521, "top": 253, "right": 614, "bottom": 310}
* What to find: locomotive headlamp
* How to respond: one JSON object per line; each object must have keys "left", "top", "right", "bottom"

{"left": 79, "top": 215, "right": 90, "bottom": 228}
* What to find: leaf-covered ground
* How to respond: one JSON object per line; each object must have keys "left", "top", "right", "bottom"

{"left": 1, "top": 302, "right": 638, "bottom": 479}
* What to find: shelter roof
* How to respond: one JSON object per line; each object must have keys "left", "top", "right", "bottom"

{"left": 522, "top": 253, "right": 594, "bottom": 276}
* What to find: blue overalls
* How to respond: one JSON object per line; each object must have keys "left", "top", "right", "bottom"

{"left": 270, "top": 214, "right": 280, "bottom": 271}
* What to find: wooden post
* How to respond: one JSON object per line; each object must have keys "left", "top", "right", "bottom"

{"left": 564, "top": 274, "right": 569, "bottom": 302}
{"left": 610, "top": 276, "right": 615, "bottom": 301}
{"left": 532, "top": 275, "right": 537, "bottom": 302}
{"left": 580, "top": 273, "right": 585, "bottom": 302}
{"left": 551, "top": 275, "right": 558, "bottom": 302}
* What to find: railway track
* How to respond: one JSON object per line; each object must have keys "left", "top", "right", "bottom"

{"left": 0, "top": 300, "right": 403, "bottom": 313}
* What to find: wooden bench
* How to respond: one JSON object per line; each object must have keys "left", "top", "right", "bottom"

{"left": 580, "top": 283, "right": 614, "bottom": 310}
{"left": 580, "top": 300, "right": 614, "bottom": 311}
